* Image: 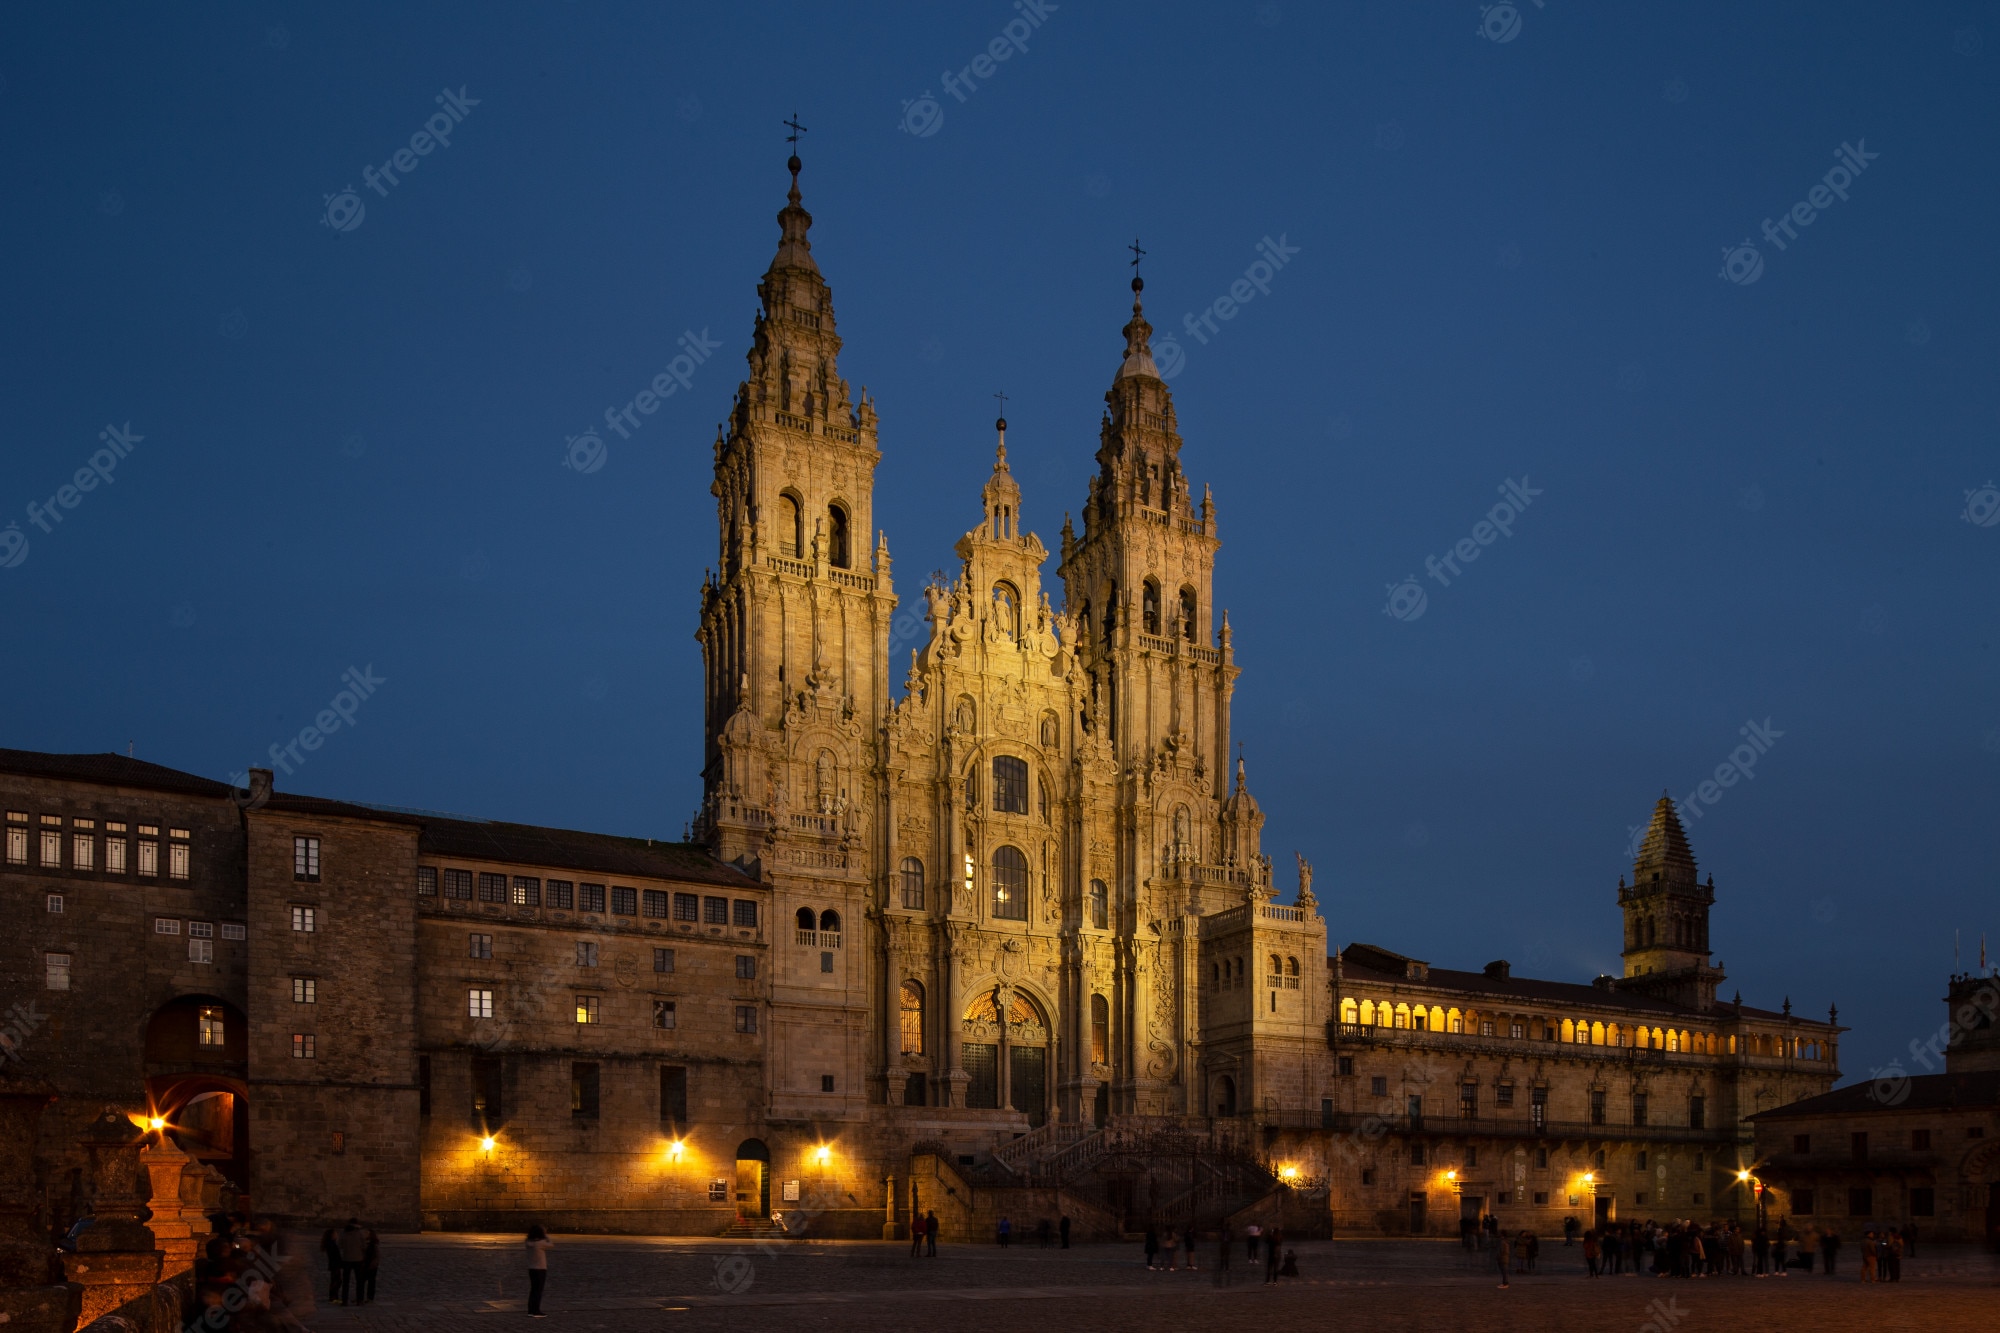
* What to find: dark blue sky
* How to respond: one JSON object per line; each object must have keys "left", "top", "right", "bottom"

{"left": 3, "top": 2, "right": 1996, "bottom": 1085}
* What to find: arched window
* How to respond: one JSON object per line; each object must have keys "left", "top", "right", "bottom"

{"left": 993, "top": 756, "right": 1028, "bottom": 814}
{"left": 778, "top": 492, "right": 802, "bottom": 558}
{"left": 1666, "top": 1029, "right": 1681, "bottom": 1052}
{"left": 1215, "top": 1075, "right": 1237, "bottom": 1117}
{"left": 795, "top": 906, "right": 816, "bottom": 932}
{"left": 1102, "top": 582, "right": 1118, "bottom": 641}
{"left": 1088, "top": 879, "right": 1108, "bottom": 930}
{"left": 1142, "top": 580, "right": 1161, "bottom": 635}
{"left": 990, "top": 845, "right": 1028, "bottom": 920}
{"left": 1359, "top": 999, "right": 1376, "bottom": 1026}
{"left": 1393, "top": 1003, "right": 1410, "bottom": 1029}
{"left": 1341, "top": 998, "right": 1359, "bottom": 1024}
{"left": 899, "top": 857, "right": 925, "bottom": 911}
{"left": 1590, "top": 1021, "right": 1605, "bottom": 1046}
{"left": 993, "top": 583, "right": 1019, "bottom": 638}
{"left": 827, "top": 503, "right": 850, "bottom": 568}
{"left": 900, "top": 981, "right": 925, "bottom": 1055}
{"left": 1287, "top": 958, "right": 1302, "bottom": 990}
{"left": 1179, "top": 586, "right": 1197, "bottom": 641}
{"left": 1268, "top": 954, "right": 1283, "bottom": 986}
{"left": 1089, "top": 993, "right": 1109, "bottom": 1066}
{"left": 819, "top": 909, "right": 842, "bottom": 934}
{"left": 1562, "top": 1019, "right": 1576, "bottom": 1042}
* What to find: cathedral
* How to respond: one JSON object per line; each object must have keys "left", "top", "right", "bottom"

{"left": 1, "top": 152, "right": 1843, "bottom": 1244}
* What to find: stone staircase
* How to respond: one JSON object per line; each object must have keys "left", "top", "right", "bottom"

{"left": 719, "top": 1216, "right": 789, "bottom": 1239}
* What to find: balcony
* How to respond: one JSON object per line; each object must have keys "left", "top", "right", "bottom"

{"left": 1270, "top": 1108, "right": 1736, "bottom": 1145}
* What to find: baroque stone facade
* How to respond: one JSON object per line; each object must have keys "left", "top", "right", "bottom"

{"left": 1, "top": 155, "right": 1847, "bottom": 1240}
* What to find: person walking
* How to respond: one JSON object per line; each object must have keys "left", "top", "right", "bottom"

{"left": 1495, "top": 1230, "right": 1513, "bottom": 1289}
{"left": 335, "top": 1219, "right": 368, "bottom": 1305}
{"left": 1059, "top": 1214, "right": 1070, "bottom": 1249}
{"left": 524, "top": 1224, "right": 553, "bottom": 1318}
{"left": 925, "top": 1210, "right": 939, "bottom": 1256}
{"left": 319, "top": 1227, "right": 342, "bottom": 1303}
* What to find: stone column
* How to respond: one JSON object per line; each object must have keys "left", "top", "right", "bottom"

{"left": 62, "top": 1109, "right": 163, "bottom": 1327}
{"left": 0, "top": 1087, "right": 82, "bottom": 1333}
{"left": 880, "top": 1174, "right": 897, "bottom": 1241}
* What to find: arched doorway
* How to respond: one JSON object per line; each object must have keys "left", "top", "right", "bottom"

{"left": 961, "top": 987, "right": 1051, "bottom": 1127}
{"left": 734, "top": 1138, "right": 771, "bottom": 1219}
{"left": 143, "top": 996, "right": 250, "bottom": 1189}
{"left": 1215, "top": 1075, "right": 1237, "bottom": 1117}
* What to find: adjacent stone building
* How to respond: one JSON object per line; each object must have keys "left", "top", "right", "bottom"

{"left": 2, "top": 152, "right": 1845, "bottom": 1239}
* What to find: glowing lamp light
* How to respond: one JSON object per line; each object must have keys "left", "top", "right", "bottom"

{"left": 479, "top": 1135, "right": 497, "bottom": 1152}
{"left": 668, "top": 1139, "right": 685, "bottom": 1160}
{"left": 1581, "top": 1172, "right": 1595, "bottom": 1185}
{"left": 1278, "top": 1164, "right": 1301, "bottom": 1182}
{"left": 814, "top": 1144, "right": 832, "bottom": 1164}
{"left": 1736, "top": 1169, "right": 1752, "bottom": 1182}
{"left": 1443, "top": 1169, "right": 1457, "bottom": 1181}
{"left": 147, "top": 1116, "right": 166, "bottom": 1131}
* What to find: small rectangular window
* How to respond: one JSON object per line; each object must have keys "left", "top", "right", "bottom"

{"left": 1496, "top": 1082, "right": 1515, "bottom": 1107}
{"left": 137, "top": 823, "right": 159, "bottom": 835}
{"left": 1337, "top": 1056, "right": 1354, "bottom": 1076}
{"left": 187, "top": 938, "right": 212, "bottom": 964}
{"left": 1911, "top": 1128, "right": 1931, "bottom": 1151}
{"left": 294, "top": 836, "right": 321, "bottom": 881}
{"left": 653, "top": 948, "right": 675, "bottom": 973}
{"left": 571, "top": 1061, "right": 600, "bottom": 1117}
{"left": 104, "top": 836, "right": 127, "bottom": 873}
{"left": 71, "top": 832, "right": 95, "bottom": 871}
{"left": 709, "top": 1179, "right": 728, "bottom": 1202}
{"left": 291, "top": 906, "right": 317, "bottom": 933}
{"left": 187, "top": 921, "right": 213, "bottom": 938}
{"left": 1360, "top": 1167, "right": 1375, "bottom": 1185}
{"left": 577, "top": 941, "right": 599, "bottom": 967}
{"left": 575, "top": 994, "right": 600, "bottom": 1024}
{"left": 736, "top": 955, "right": 757, "bottom": 979}
{"left": 821, "top": 1074, "right": 836, "bottom": 1092}
{"left": 704, "top": 896, "right": 729, "bottom": 925}
{"left": 155, "top": 918, "right": 182, "bottom": 935}
{"left": 820, "top": 951, "right": 834, "bottom": 973}
{"left": 469, "top": 988, "right": 494, "bottom": 1019}
{"left": 46, "top": 893, "right": 63, "bottom": 914}
{"left": 512, "top": 876, "right": 541, "bottom": 906}
{"left": 1370, "top": 1076, "right": 1388, "bottom": 1097}
{"left": 137, "top": 838, "right": 158, "bottom": 877}
{"left": 40, "top": 828, "right": 62, "bottom": 867}
{"left": 673, "top": 892, "right": 699, "bottom": 921}
{"left": 45, "top": 953, "right": 71, "bottom": 990}
{"left": 292, "top": 977, "right": 316, "bottom": 1004}
{"left": 199, "top": 1006, "right": 225, "bottom": 1045}
{"left": 653, "top": 998, "right": 677, "bottom": 1029}
{"left": 478, "top": 872, "right": 507, "bottom": 903}
{"left": 5, "top": 826, "right": 27, "bottom": 866}
{"left": 546, "top": 879, "right": 574, "bottom": 910}
{"left": 643, "top": 889, "right": 669, "bottom": 918}
{"left": 469, "top": 933, "right": 493, "bottom": 960}
{"left": 735, "top": 1005, "right": 758, "bottom": 1033}
{"left": 442, "top": 869, "right": 474, "bottom": 900}
{"left": 292, "top": 1033, "right": 316, "bottom": 1059}
{"left": 416, "top": 866, "right": 437, "bottom": 896}
{"left": 221, "top": 923, "right": 246, "bottom": 940}
{"left": 733, "top": 899, "right": 758, "bottom": 927}
{"left": 168, "top": 842, "right": 189, "bottom": 881}
{"left": 611, "top": 886, "right": 637, "bottom": 916}
{"left": 578, "top": 883, "right": 606, "bottom": 913}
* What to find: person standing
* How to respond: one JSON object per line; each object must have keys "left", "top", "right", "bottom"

{"left": 357, "top": 1226, "right": 379, "bottom": 1305}
{"left": 524, "top": 1224, "right": 552, "bottom": 1317}
{"left": 319, "top": 1227, "right": 342, "bottom": 1303}
{"left": 1583, "top": 1228, "right": 1600, "bottom": 1277}
{"left": 910, "top": 1211, "right": 925, "bottom": 1259}
{"left": 1164, "top": 1226, "right": 1179, "bottom": 1272}
{"left": 1820, "top": 1228, "right": 1840, "bottom": 1276}
{"left": 1144, "top": 1226, "right": 1159, "bottom": 1270}
{"left": 1264, "top": 1226, "right": 1283, "bottom": 1284}
{"left": 1859, "top": 1231, "right": 1878, "bottom": 1282}
{"left": 335, "top": 1219, "right": 367, "bottom": 1305}
{"left": 1524, "top": 1230, "right": 1539, "bottom": 1275}
{"left": 998, "top": 1216, "right": 1011, "bottom": 1248}
{"left": 1495, "top": 1230, "right": 1512, "bottom": 1289}
{"left": 1059, "top": 1214, "right": 1070, "bottom": 1249}
{"left": 925, "top": 1210, "right": 939, "bottom": 1257}
{"left": 1886, "top": 1229, "right": 1904, "bottom": 1282}
{"left": 1036, "top": 1217, "right": 1051, "bottom": 1249}
{"left": 1214, "top": 1223, "right": 1233, "bottom": 1286}
{"left": 1751, "top": 1225, "right": 1769, "bottom": 1277}
{"left": 1245, "top": 1222, "right": 1261, "bottom": 1263}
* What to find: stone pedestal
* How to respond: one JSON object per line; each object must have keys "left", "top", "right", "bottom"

{"left": 0, "top": 1087, "right": 83, "bottom": 1333}
{"left": 140, "top": 1133, "right": 215, "bottom": 1277}
{"left": 64, "top": 1109, "right": 162, "bottom": 1326}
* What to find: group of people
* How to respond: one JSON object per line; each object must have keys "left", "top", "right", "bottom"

{"left": 317, "top": 1217, "right": 380, "bottom": 1305}
{"left": 1559, "top": 1217, "right": 1919, "bottom": 1282}
{"left": 992, "top": 1215, "right": 1073, "bottom": 1248}
{"left": 195, "top": 1213, "right": 312, "bottom": 1331}
{"left": 1143, "top": 1221, "right": 1299, "bottom": 1283}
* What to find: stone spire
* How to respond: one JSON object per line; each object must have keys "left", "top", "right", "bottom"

{"left": 1114, "top": 275, "right": 1160, "bottom": 381}
{"left": 1631, "top": 793, "right": 1698, "bottom": 885}
{"left": 769, "top": 150, "right": 818, "bottom": 275}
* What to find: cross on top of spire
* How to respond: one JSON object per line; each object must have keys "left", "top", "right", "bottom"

{"left": 1127, "top": 237, "right": 1147, "bottom": 295}
{"left": 784, "top": 113, "right": 808, "bottom": 152}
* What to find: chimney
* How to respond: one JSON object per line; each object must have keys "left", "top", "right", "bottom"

{"left": 1483, "top": 959, "right": 1511, "bottom": 980}
{"left": 249, "top": 768, "right": 273, "bottom": 804}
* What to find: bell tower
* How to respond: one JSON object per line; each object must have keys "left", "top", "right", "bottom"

{"left": 695, "top": 147, "right": 896, "bottom": 869}
{"left": 1614, "top": 795, "right": 1725, "bottom": 1010}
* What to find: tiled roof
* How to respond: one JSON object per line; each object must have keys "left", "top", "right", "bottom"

{"left": 1338, "top": 953, "right": 1690, "bottom": 1015}
{"left": 1747, "top": 1069, "right": 2000, "bottom": 1119}
{"left": 0, "top": 749, "right": 235, "bottom": 798}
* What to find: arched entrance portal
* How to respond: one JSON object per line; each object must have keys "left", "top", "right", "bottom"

{"left": 734, "top": 1138, "right": 771, "bottom": 1219}
{"left": 961, "top": 988, "right": 1051, "bottom": 1127}
{"left": 143, "top": 996, "right": 250, "bottom": 1190}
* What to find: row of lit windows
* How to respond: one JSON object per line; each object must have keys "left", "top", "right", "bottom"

{"left": 895, "top": 857, "right": 1111, "bottom": 930}
{"left": 462, "top": 986, "right": 756, "bottom": 1033}
{"left": 152, "top": 916, "right": 246, "bottom": 964}
{"left": 1209, "top": 956, "right": 1303, "bottom": 990}
{"left": 1338, "top": 998, "right": 1820, "bottom": 1059}
{"left": 7, "top": 812, "right": 189, "bottom": 879}
{"left": 439, "top": 1056, "right": 693, "bottom": 1126}
{"left": 417, "top": 866, "right": 758, "bottom": 926}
